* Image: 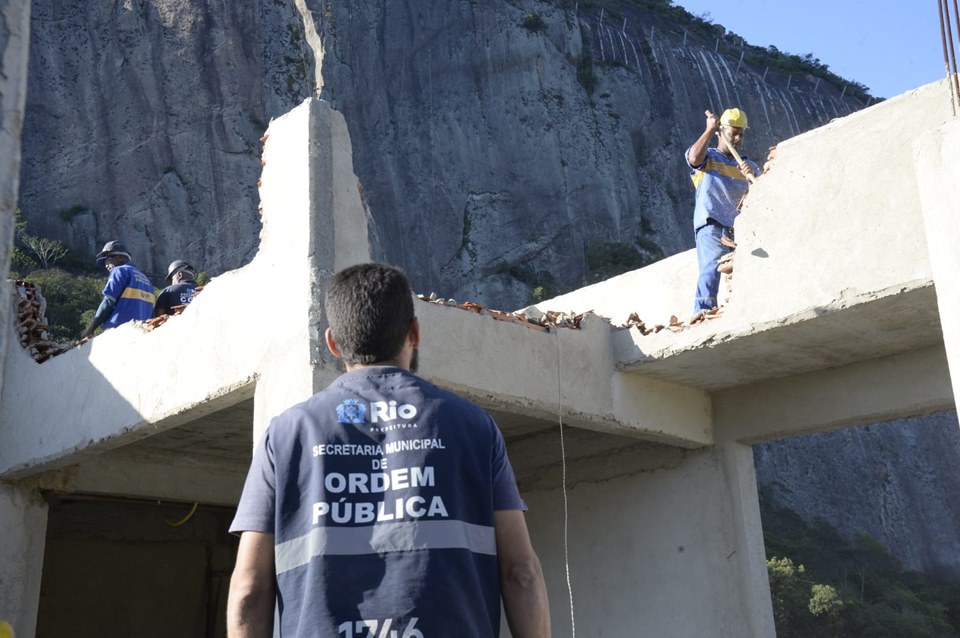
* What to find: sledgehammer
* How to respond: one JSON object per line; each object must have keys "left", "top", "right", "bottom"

{"left": 705, "top": 109, "right": 756, "bottom": 184}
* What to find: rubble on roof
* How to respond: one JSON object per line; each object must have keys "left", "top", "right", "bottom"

{"left": 618, "top": 231, "right": 736, "bottom": 333}
{"left": 12, "top": 280, "right": 72, "bottom": 363}
{"left": 143, "top": 286, "right": 204, "bottom": 332}
{"left": 416, "top": 293, "right": 585, "bottom": 331}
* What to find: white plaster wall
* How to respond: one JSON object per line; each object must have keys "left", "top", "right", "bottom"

{"left": 0, "top": 0, "right": 32, "bottom": 405}
{"left": 515, "top": 443, "right": 773, "bottom": 638}
{"left": 0, "top": 484, "right": 47, "bottom": 637}
{"left": 915, "top": 120, "right": 960, "bottom": 410}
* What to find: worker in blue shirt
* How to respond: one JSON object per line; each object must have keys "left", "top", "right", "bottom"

{"left": 154, "top": 259, "right": 199, "bottom": 317}
{"left": 685, "top": 108, "right": 760, "bottom": 314}
{"left": 81, "top": 240, "right": 156, "bottom": 340}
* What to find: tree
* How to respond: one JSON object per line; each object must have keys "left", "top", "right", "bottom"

{"left": 21, "top": 234, "right": 68, "bottom": 269}
{"left": 11, "top": 209, "right": 38, "bottom": 275}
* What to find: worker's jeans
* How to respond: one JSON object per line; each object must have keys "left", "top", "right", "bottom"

{"left": 694, "top": 223, "right": 732, "bottom": 312}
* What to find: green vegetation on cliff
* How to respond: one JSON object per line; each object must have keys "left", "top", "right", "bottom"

{"left": 763, "top": 502, "right": 960, "bottom": 637}
{"left": 12, "top": 210, "right": 102, "bottom": 341}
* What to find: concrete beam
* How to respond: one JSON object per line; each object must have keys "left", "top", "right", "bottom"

{"left": 417, "top": 304, "right": 713, "bottom": 447}
{"left": 713, "top": 345, "right": 954, "bottom": 443}
{"left": 31, "top": 450, "right": 248, "bottom": 507}
{"left": 614, "top": 283, "right": 941, "bottom": 391}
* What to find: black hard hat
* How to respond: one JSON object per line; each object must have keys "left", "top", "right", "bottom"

{"left": 165, "top": 259, "right": 196, "bottom": 283}
{"left": 95, "top": 240, "right": 131, "bottom": 268}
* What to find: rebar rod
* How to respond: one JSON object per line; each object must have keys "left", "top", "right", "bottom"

{"left": 938, "top": 0, "right": 958, "bottom": 114}
{"left": 944, "top": 0, "right": 960, "bottom": 106}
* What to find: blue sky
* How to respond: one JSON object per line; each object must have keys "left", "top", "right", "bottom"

{"left": 672, "top": 0, "right": 947, "bottom": 98}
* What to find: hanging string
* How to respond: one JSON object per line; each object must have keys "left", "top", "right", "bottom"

{"left": 553, "top": 328, "right": 576, "bottom": 637}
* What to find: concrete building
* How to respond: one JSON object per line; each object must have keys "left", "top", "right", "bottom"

{"left": 2, "top": 4, "right": 960, "bottom": 634}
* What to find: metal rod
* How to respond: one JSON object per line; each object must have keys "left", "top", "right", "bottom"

{"left": 683, "top": 31, "right": 687, "bottom": 47}
{"left": 715, "top": 38, "right": 719, "bottom": 53}
{"left": 814, "top": 78, "right": 820, "bottom": 93}
{"left": 622, "top": 17, "right": 627, "bottom": 34}
{"left": 840, "top": 84, "right": 847, "bottom": 99}
{"left": 940, "top": 0, "right": 959, "bottom": 114}
{"left": 735, "top": 50, "right": 745, "bottom": 75}
{"left": 951, "top": 0, "right": 960, "bottom": 106}
{"left": 943, "top": 0, "right": 960, "bottom": 108}
{"left": 786, "top": 75, "right": 792, "bottom": 90}
{"left": 599, "top": 7, "right": 604, "bottom": 23}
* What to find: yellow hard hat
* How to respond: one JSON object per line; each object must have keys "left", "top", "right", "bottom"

{"left": 0, "top": 620, "right": 15, "bottom": 638}
{"left": 720, "top": 108, "right": 748, "bottom": 129}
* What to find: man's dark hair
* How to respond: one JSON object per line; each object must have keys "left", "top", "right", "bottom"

{"left": 324, "top": 263, "right": 415, "bottom": 365}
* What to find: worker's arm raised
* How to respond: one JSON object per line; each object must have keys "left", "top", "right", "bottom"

{"left": 686, "top": 110, "right": 720, "bottom": 168}
{"left": 227, "top": 531, "right": 276, "bottom": 638}
{"left": 496, "top": 509, "right": 551, "bottom": 638}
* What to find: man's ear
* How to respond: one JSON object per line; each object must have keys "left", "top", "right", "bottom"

{"left": 325, "top": 327, "right": 342, "bottom": 358}
{"left": 408, "top": 317, "right": 420, "bottom": 348}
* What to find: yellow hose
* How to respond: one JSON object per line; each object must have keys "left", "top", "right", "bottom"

{"left": 164, "top": 502, "right": 199, "bottom": 527}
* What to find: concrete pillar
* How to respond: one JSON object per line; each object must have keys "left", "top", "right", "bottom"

{"left": 251, "top": 97, "right": 372, "bottom": 442}
{"left": 0, "top": 483, "right": 48, "bottom": 638}
{"left": 0, "top": 0, "right": 33, "bottom": 393}
{"left": 915, "top": 121, "right": 960, "bottom": 407}
{"left": 519, "top": 439, "right": 775, "bottom": 637}
{"left": 716, "top": 441, "right": 776, "bottom": 638}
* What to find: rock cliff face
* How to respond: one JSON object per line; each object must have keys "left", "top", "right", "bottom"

{"left": 20, "top": 0, "right": 860, "bottom": 295}
{"left": 17, "top": 0, "right": 958, "bottom": 579}
{"left": 18, "top": 0, "right": 309, "bottom": 280}
{"left": 755, "top": 412, "right": 960, "bottom": 580}
{"left": 307, "top": 0, "right": 860, "bottom": 305}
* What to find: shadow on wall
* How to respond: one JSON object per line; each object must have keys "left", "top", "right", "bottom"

{"left": 37, "top": 497, "right": 239, "bottom": 638}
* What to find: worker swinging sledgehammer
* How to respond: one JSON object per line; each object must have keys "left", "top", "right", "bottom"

{"left": 685, "top": 108, "right": 761, "bottom": 316}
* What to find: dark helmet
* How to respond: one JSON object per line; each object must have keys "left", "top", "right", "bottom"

{"left": 165, "top": 259, "right": 196, "bottom": 283}
{"left": 95, "top": 240, "right": 131, "bottom": 268}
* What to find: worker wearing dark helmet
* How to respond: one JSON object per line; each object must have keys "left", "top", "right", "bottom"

{"left": 686, "top": 108, "right": 760, "bottom": 314}
{"left": 81, "top": 240, "right": 156, "bottom": 340}
{"left": 154, "top": 259, "right": 199, "bottom": 317}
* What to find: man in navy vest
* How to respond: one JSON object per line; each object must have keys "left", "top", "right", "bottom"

{"left": 81, "top": 240, "right": 155, "bottom": 340}
{"left": 228, "top": 263, "right": 551, "bottom": 638}
{"left": 154, "top": 259, "right": 199, "bottom": 317}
